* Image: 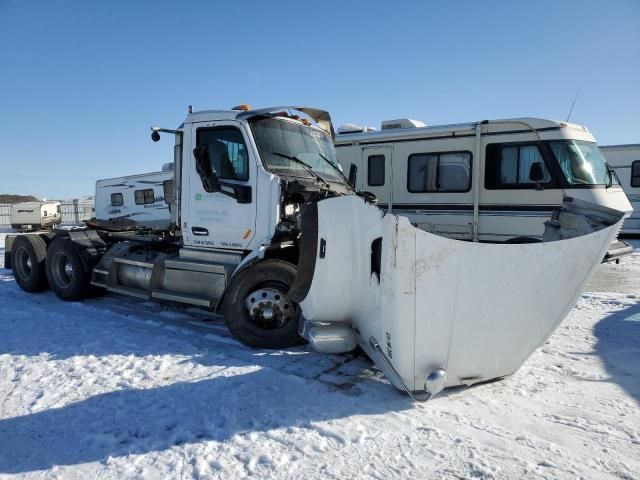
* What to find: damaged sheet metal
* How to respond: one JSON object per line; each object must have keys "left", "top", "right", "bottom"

{"left": 292, "top": 195, "right": 628, "bottom": 399}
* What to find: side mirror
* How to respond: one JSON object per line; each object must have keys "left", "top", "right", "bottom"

{"left": 193, "top": 145, "right": 221, "bottom": 193}
{"left": 348, "top": 164, "right": 358, "bottom": 188}
{"left": 529, "top": 162, "right": 545, "bottom": 190}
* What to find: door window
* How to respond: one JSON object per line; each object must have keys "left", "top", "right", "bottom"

{"left": 368, "top": 155, "right": 385, "bottom": 186}
{"left": 196, "top": 127, "right": 249, "bottom": 181}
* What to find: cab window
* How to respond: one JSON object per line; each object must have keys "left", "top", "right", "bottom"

{"left": 485, "top": 143, "right": 552, "bottom": 189}
{"left": 196, "top": 127, "right": 249, "bottom": 181}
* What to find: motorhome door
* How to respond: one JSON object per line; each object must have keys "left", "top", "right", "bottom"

{"left": 362, "top": 146, "right": 393, "bottom": 211}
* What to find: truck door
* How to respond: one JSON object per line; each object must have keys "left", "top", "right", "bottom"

{"left": 183, "top": 121, "right": 257, "bottom": 250}
{"left": 362, "top": 146, "right": 393, "bottom": 211}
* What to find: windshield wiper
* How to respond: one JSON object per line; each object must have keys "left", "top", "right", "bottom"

{"left": 271, "top": 151, "right": 332, "bottom": 190}
{"left": 605, "top": 163, "right": 619, "bottom": 188}
{"left": 317, "top": 152, "right": 353, "bottom": 189}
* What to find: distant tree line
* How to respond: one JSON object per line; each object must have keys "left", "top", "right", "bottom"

{"left": 0, "top": 194, "right": 39, "bottom": 204}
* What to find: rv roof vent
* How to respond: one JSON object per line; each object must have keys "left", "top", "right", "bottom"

{"left": 381, "top": 119, "right": 426, "bottom": 130}
{"left": 162, "top": 162, "right": 175, "bottom": 172}
{"left": 337, "top": 123, "right": 377, "bottom": 134}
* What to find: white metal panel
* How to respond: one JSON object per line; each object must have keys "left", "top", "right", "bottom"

{"left": 300, "top": 195, "right": 626, "bottom": 394}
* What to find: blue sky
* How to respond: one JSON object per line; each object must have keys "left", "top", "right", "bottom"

{"left": 0, "top": 0, "right": 638, "bottom": 199}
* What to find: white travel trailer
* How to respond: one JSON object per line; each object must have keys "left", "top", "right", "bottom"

{"left": 601, "top": 144, "right": 640, "bottom": 235}
{"left": 335, "top": 117, "right": 633, "bottom": 261}
{"left": 94, "top": 165, "right": 173, "bottom": 228}
{"left": 10, "top": 201, "right": 61, "bottom": 231}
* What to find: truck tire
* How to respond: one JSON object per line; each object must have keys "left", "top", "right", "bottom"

{"left": 222, "top": 259, "right": 303, "bottom": 349}
{"left": 45, "top": 237, "right": 91, "bottom": 301}
{"left": 11, "top": 235, "right": 48, "bottom": 292}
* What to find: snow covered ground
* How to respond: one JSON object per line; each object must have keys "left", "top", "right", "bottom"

{"left": 0, "top": 231, "right": 638, "bottom": 479}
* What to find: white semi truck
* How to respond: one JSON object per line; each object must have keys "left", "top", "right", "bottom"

{"left": 5, "top": 106, "right": 630, "bottom": 400}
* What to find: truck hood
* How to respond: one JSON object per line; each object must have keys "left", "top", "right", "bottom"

{"left": 291, "top": 195, "right": 627, "bottom": 398}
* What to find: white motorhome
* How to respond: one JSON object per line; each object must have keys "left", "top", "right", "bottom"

{"left": 4, "top": 106, "right": 630, "bottom": 400}
{"left": 94, "top": 165, "right": 173, "bottom": 228}
{"left": 335, "top": 117, "right": 633, "bottom": 261}
{"left": 601, "top": 144, "right": 640, "bottom": 235}
{"left": 10, "top": 201, "right": 61, "bottom": 231}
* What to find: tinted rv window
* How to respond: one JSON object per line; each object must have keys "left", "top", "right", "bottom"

{"left": 407, "top": 151, "right": 471, "bottom": 192}
{"left": 111, "top": 193, "right": 123, "bottom": 206}
{"left": 485, "top": 143, "right": 552, "bottom": 189}
{"left": 134, "top": 189, "right": 155, "bottom": 205}
{"left": 368, "top": 155, "right": 385, "bottom": 186}
{"left": 631, "top": 161, "right": 640, "bottom": 187}
{"left": 196, "top": 127, "right": 249, "bottom": 181}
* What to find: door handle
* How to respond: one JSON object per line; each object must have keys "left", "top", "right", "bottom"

{"left": 191, "top": 227, "right": 209, "bottom": 236}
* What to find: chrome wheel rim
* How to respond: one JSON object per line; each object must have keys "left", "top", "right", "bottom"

{"left": 244, "top": 286, "right": 296, "bottom": 329}
{"left": 51, "top": 251, "right": 73, "bottom": 288}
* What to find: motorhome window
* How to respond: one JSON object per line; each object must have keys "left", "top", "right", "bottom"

{"left": 500, "top": 145, "right": 551, "bottom": 185}
{"left": 250, "top": 117, "right": 343, "bottom": 183}
{"left": 111, "top": 193, "right": 123, "bottom": 206}
{"left": 407, "top": 151, "right": 471, "bottom": 193}
{"left": 485, "top": 143, "right": 553, "bottom": 189}
{"left": 56, "top": 204, "right": 61, "bottom": 214}
{"left": 196, "top": 127, "right": 249, "bottom": 181}
{"left": 368, "top": 155, "right": 385, "bottom": 186}
{"left": 134, "top": 189, "right": 155, "bottom": 205}
{"left": 632, "top": 160, "right": 640, "bottom": 187}
{"left": 549, "top": 141, "right": 610, "bottom": 186}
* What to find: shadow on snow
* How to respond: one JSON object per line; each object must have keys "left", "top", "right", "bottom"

{"left": 0, "top": 282, "right": 413, "bottom": 473}
{"left": 593, "top": 301, "right": 640, "bottom": 403}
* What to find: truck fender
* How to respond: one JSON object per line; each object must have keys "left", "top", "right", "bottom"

{"left": 214, "top": 246, "right": 268, "bottom": 312}
{"left": 231, "top": 245, "right": 268, "bottom": 277}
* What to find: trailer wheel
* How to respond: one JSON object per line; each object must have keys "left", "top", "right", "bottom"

{"left": 222, "top": 259, "right": 303, "bottom": 349}
{"left": 45, "top": 238, "right": 91, "bottom": 301}
{"left": 11, "top": 235, "right": 48, "bottom": 293}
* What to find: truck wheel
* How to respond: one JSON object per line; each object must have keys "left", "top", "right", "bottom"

{"left": 11, "top": 235, "right": 48, "bottom": 292}
{"left": 45, "top": 238, "right": 90, "bottom": 301}
{"left": 222, "top": 260, "right": 303, "bottom": 349}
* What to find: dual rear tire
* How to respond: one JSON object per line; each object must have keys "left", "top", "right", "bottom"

{"left": 11, "top": 235, "right": 48, "bottom": 292}
{"left": 45, "top": 237, "right": 92, "bottom": 301}
{"left": 10, "top": 235, "right": 92, "bottom": 300}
